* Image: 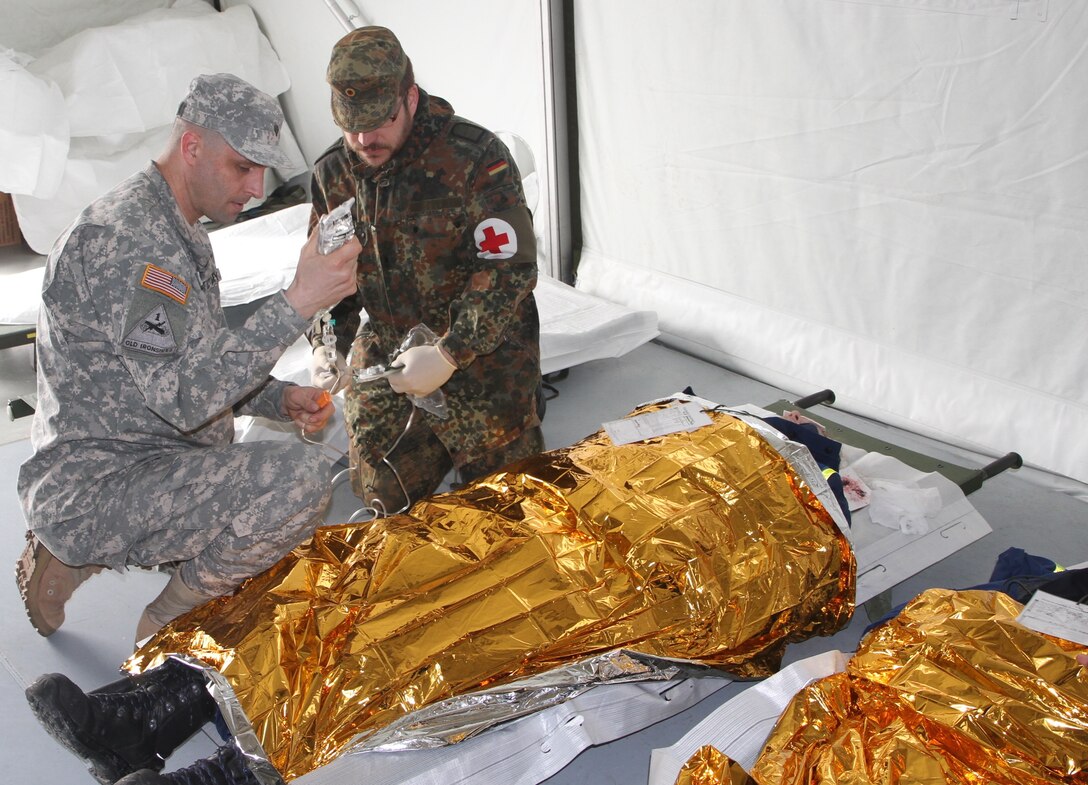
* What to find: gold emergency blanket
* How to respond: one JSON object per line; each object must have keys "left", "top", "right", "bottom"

{"left": 680, "top": 588, "right": 1088, "bottom": 785}
{"left": 127, "top": 405, "right": 854, "bottom": 780}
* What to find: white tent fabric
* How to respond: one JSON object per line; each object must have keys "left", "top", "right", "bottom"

{"left": 2, "top": 0, "right": 307, "bottom": 254}
{"left": 240, "top": 0, "right": 562, "bottom": 276}
{"left": 0, "top": 48, "right": 69, "bottom": 199}
{"left": 572, "top": 0, "right": 1088, "bottom": 486}
{"left": 0, "top": 0, "right": 172, "bottom": 56}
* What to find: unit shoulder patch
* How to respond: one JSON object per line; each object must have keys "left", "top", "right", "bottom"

{"left": 123, "top": 303, "right": 178, "bottom": 356}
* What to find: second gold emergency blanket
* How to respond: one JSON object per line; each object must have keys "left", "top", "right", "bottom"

{"left": 750, "top": 589, "right": 1088, "bottom": 785}
{"left": 128, "top": 405, "right": 855, "bottom": 780}
{"left": 678, "top": 588, "right": 1088, "bottom": 785}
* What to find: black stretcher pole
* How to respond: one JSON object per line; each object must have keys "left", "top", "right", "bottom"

{"left": 977, "top": 452, "right": 1024, "bottom": 481}
{"left": 791, "top": 389, "right": 835, "bottom": 409}
{"left": 783, "top": 389, "right": 1023, "bottom": 493}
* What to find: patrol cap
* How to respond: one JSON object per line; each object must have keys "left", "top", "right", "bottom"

{"left": 176, "top": 73, "right": 292, "bottom": 168}
{"left": 327, "top": 26, "right": 409, "bottom": 133}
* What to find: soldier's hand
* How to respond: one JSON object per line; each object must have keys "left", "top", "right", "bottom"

{"left": 283, "top": 385, "right": 336, "bottom": 434}
{"left": 284, "top": 230, "right": 360, "bottom": 320}
{"left": 388, "top": 344, "right": 457, "bottom": 397}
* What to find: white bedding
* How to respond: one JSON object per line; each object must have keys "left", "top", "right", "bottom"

{"left": 2, "top": 0, "right": 307, "bottom": 254}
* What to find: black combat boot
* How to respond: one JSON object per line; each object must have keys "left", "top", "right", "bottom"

{"left": 114, "top": 744, "right": 270, "bottom": 785}
{"left": 25, "top": 658, "right": 218, "bottom": 784}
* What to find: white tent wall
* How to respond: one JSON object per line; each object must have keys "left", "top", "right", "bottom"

{"left": 227, "top": 0, "right": 563, "bottom": 276}
{"left": 571, "top": 0, "right": 1088, "bottom": 486}
{"left": 2, "top": 0, "right": 563, "bottom": 273}
{"left": 1, "top": 0, "right": 310, "bottom": 251}
{"left": 0, "top": 0, "right": 174, "bottom": 54}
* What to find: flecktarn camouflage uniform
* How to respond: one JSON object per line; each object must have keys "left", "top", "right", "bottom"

{"left": 310, "top": 89, "right": 543, "bottom": 501}
{"left": 18, "top": 164, "right": 331, "bottom": 596}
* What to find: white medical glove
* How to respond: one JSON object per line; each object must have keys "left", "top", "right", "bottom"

{"left": 387, "top": 344, "right": 457, "bottom": 397}
{"left": 309, "top": 346, "right": 348, "bottom": 394}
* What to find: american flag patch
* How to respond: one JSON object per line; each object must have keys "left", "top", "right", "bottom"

{"left": 486, "top": 159, "right": 509, "bottom": 177}
{"left": 140, "top": 264, "right": 190, "bottom": 305}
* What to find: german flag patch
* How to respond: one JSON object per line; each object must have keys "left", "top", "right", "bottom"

{"left": 140, "top": 264, "right": 190, "bottom": 305}
{"left": 486, "top": 159, "right": 509, "bottom": 177}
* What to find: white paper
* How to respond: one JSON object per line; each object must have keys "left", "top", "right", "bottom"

{"left": 1017, "top": 590, "right": 1088, "bottom": 646}
{"left": 602, "top": 401, "right": 712, "bottom": 445}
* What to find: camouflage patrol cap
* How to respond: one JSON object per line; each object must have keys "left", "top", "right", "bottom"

{"left": 327, "top": 26, "right": 409, "bottom": 133}
{"left": 177, "top": 73, "right": 292, "bottom": 168}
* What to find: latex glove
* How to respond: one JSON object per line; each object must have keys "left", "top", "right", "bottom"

{"left": 309, "top": 346, "right": 348, "bottom": 394}
{"left": 388, "top": 344, "right": 456, "bottom": 397}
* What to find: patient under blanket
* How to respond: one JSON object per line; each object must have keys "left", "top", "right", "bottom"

{"left": 127, "top": 402, "right": 856, "bottom": 780}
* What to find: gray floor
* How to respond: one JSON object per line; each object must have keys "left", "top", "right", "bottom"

{"left": 1, "top": 290, "right": 1086, "bottom": 781}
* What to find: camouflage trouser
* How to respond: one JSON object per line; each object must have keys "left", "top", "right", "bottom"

{"left": 351, "top": 417, "right": 546, "bottom": 513}
{"left": 33, "top": 441, "right": 333, "bottom": 597}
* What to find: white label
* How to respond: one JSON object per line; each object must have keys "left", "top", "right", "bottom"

{"left": 603, "top": 401, "right": 713, "bottom": 445}
{"left": 1017, "top": 590, "right": 1088, "bottom": 646}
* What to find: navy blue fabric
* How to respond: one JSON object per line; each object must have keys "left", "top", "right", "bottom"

{"left": 761, "top": 416, "right": 842, "bottom": 470}
{"left": 1033, "top": 567, "right": 1088, "bottom": 604}
{"left": 760, "top": 415, "right": 851, "bottom": 524}
{"left": 989, "top": 546, "right": 1059, "bottom": 583}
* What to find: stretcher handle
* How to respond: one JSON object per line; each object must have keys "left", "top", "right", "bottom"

{"left": 791, "top": 389, "right": 836, "bottom": 409}
{"left": 978, "top": 451, "right": 1023, "bottom": 481}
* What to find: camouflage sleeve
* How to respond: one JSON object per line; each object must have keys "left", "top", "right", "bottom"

{"left": 234, "top": 376, "right": 295, "bottom": 420}
{"left": 95, "top": 222, "right": 309, "bottom": 432}
{"left": 439, "top": 139, "right": 538, "bottom": 368}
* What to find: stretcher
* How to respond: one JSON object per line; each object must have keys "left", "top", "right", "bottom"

{"left": 0, "top": 322, "right": 35, "bottom": 352}
{"left": 305, "top": 388, "right": 1023, "bottom": 785}
{"left": 135, "top": 385, "right": 1026, "bottom": 785}
{"left": 767, "top": 388, "right": 1023, "bottom": 496}
{"left": 764, "top": 388, "right": 1022, "bottom": 620}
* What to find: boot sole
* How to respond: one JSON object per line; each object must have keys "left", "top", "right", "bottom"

{"left": 25, "top": 675, "right": 141, "bottom": 785}
{"left": 15, "top": 531, "right": 60, "bottom": 637}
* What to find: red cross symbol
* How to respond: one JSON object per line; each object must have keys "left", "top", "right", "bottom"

{"left": 479, "top": 225, "right": 510, "bottom": 255}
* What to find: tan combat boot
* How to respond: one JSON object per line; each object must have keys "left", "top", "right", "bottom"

{"left": 15, "top": 531, "right": 101, "bottom": 636}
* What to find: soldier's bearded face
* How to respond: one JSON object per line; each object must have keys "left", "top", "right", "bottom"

{"left": 342, "top": 89, "right": 417, "bottom": 168}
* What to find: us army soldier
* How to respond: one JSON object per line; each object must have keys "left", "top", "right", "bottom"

{"left": 16, "top": 73, "right": 360, "bottom": 644}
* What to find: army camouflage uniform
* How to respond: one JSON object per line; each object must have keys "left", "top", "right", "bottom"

{"left": 17, "top": 163, "right": 331, "bottom": 597}
{"left": 310, "top": 88, "right": 543, "bottom": 505}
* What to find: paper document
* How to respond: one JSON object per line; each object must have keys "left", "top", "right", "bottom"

{"left": 1017, "top": 590, "right": 1088, "bottom": 646}
{"left": 603, "top": 402, "right": 712, "bottom": 445}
